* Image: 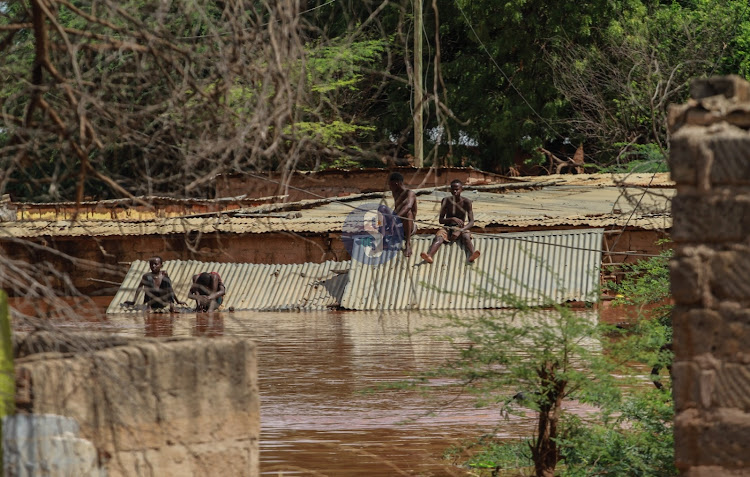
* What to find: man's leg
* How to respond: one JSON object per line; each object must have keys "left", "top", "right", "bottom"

{"left": 461, "top": 232, "right": 481, "bottom": 262}
{"left": 402, "top": 212, "right": 415, "bottom": 257}
{"left": 421, "top": 233, "right": 445, "bottom": 264}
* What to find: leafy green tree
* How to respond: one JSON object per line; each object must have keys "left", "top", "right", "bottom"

{"left": 550, "top": 0, "right": 750, "bottom": 168}
{"left": 400, "top": 303, "right": 619, "bottom": 477}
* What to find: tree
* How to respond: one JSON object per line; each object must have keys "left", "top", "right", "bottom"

{"left": 549, "top": 0, "right": 750, "bottom": 168}
{"left": 0, "top": 0, "right": 396, "bottom": 202}
{"left": 391, "top": 246, "right": 676, "bottom": 476}
{"left": 401, "top": 303, "right": 619, "bottom": 477}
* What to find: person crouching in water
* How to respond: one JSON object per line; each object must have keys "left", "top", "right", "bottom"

{"left": 189, "top": 272, "right": 226, "bottom": 312}
{"left": 125, "top": 256, "right": 186, "bottom": 312}
{"left": 420, "top": 179, "right": 481, "bottom": 264}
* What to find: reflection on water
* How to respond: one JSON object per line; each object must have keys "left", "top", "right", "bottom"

{"left": 18, "top": 307, "right": 600, "bottom": 476}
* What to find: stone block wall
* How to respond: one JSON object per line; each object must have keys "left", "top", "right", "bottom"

{"left": 11, "top": 332, "right": 259, "bottom": 477}
{"left": 669, "top": 75, "right": 750, "bottom": 476}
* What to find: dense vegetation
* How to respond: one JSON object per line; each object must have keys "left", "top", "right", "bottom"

{"left": 2, "top": 0, "right": 748, "bottom": 201}
{"left": 396, "top": 252, "right": 675, "bottom": 476}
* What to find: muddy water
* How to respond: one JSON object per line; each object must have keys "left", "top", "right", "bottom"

{"left": 20, "top": 307, "right": 599, "bottom": 476}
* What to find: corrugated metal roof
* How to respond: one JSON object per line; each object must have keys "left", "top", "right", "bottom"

{"left": 107, "top": 229, "right": 602, "bottom": 312}
{"left": 107, "top": 259, "right": 350, "bottom": 313}
{"left": 0, "top": 178, "right": 672, "bottom": 239}
{"left": 340, "top": 229, "right": 603, "bottom": 310}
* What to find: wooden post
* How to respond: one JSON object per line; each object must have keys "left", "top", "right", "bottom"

{"left": 413, "top": 0, "right": 424, "bottom": 167}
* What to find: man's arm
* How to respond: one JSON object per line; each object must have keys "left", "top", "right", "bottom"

{"left": 167, "top": 281, "right": 187, "bottom": 306}
{"left": 123, "top": 274, "right": 147, "bottom": 306}
{"left": 210, "top": 274, "right": 226, "bottom": 301}
{"left": 438, "top": 197, "right": 450, "bottom": 225}
{"left": 393, "top": 190, "right": 416, "bottom": 218}
{"left": 188, "top": 283, "right": 200, "bottom": 301}
{"left": 461, "top": 199, "right": 475, "bottom": 231}
{"left": 439, "top": 197, "right": 464, "bottom": 227}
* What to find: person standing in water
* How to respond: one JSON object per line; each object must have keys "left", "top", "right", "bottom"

{"left": 124, "top": 256, "right": 186, "bottom": 312}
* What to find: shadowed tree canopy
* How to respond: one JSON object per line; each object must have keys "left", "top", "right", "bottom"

{"left": 0, "top": 0, "right": 400, "bottom": 201}
{"left": 2, "top": 0, "right": 750, "bottom": 196}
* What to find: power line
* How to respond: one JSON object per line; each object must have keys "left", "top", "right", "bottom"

{"left": 237, "top": 171, "right": 666, "bottom": 258}
{"left": 452, "top": 1, "right": 564, "bottom": 141}
{"left": 177, "top": 0, "right": 339, "bottom": 40}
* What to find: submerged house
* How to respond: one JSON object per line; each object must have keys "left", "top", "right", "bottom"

{"left": 0, "top": 168, "right": 673, "bottom": 310}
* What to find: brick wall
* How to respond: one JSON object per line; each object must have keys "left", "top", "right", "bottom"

{"left": 669, "top": 75, "right": 750, "bottom": 476}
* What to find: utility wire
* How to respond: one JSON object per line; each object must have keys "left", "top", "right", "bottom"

{"left": 453, "top": 1, "right": 564, "bottom": 141}
{"left": 237, "top": 171, "right": 666, "bottom": 258}
{"left": 178, "top": 0, "right": 339, "bottom": 40}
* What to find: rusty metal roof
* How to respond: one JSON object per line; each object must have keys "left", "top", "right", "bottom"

{"left": 0, "top": 174, "right": 672, "bottom": 238}
{"left": 107, "top": 259, "right": 350, "bottom": 313}
{"left": 340, "top": 229, "right": 603, "bottom": 310}
{"left": 519, "top": 172, "right": 674, "bottom": 188}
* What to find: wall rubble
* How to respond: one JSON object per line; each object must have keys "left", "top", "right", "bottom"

{"left": 669, "top": 74, "right": 750, "bottom": 476}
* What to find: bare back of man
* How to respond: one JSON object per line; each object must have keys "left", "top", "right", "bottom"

{"left": 388, "top": 172, "right": 418, "bottom": 257}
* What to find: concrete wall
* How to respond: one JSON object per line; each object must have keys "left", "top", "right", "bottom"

{"left": 12, "top": 332, "right": 259, "bottom": 477}
{"left": 669, "top": 75, "right": 750, "bottom": 475}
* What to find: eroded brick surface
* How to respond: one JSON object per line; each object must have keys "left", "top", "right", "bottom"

{"left": 671, "top": 76, "right": 750, "bottom": 475}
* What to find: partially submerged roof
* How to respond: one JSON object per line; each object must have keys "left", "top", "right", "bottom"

{"left": 107, "top": 229, "right": 603, "bottom": 312}
{"left": 1, "top": 173, "right": 672, "bottom": 239}
{"left": 108, "top": 259, "right": 349, "bottom": 313}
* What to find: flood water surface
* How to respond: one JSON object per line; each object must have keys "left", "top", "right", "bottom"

{"left": 19, "top": 307, "right": 598, "bottom": 475}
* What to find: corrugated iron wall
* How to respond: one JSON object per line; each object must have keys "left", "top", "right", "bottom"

{"left": 107, "top": 259, "right": 350, "bottom": 313}
{"left": 340, "top": 229, "right": 603, "bottom": 310}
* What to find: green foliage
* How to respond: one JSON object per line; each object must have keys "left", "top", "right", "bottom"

{"left": 307, "top": 39, "right": 387, "bottom": 93}
{"left": 395, "top": 303, "right": 620, "bottom": 475}
{"left": 607, "top": 249, "right": 672, "bottom": 312}
{"left": 596, "top": 143, "right": 669, "bottom": 174}
{"left": 560, "top": 389, "right": 675, "bottom": 476}
{"left": 425, "top": 305, "right": 617, "bottom": 409}
{"left": 449, "top": 438, "right": 533, "bottom": 473}
{"left": 556, "top": 249, "right": 676, "bottom": 476}
{"left": 551, "top": 0, "right": 750, "bottom": 166}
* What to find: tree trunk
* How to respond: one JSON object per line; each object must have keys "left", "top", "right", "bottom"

{"left": 531, "top": 363, "right": 566, "bottom": 477}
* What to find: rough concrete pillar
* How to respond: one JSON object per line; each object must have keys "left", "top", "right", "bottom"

{"left": 669, "top": 74, "right": 750, "bottom": 476}
{"left": 11, "top": 333, "right": 259, "bottom": 477}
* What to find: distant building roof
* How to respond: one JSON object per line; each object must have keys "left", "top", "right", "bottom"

{"left": 0, "top": 173, "right": 673, "bottom": 239}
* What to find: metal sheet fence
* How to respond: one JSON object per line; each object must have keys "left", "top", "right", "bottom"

{"left": 107, "top": 229, "right": 603, "bottom": 313}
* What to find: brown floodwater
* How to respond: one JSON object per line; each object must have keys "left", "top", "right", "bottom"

{"left": 10, "top": 302, "right": 607, "bottom": 476}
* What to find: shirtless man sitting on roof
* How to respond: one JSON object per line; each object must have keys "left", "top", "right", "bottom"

{"left": 421, "top": 179, "right": 481, "bottom": 264}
